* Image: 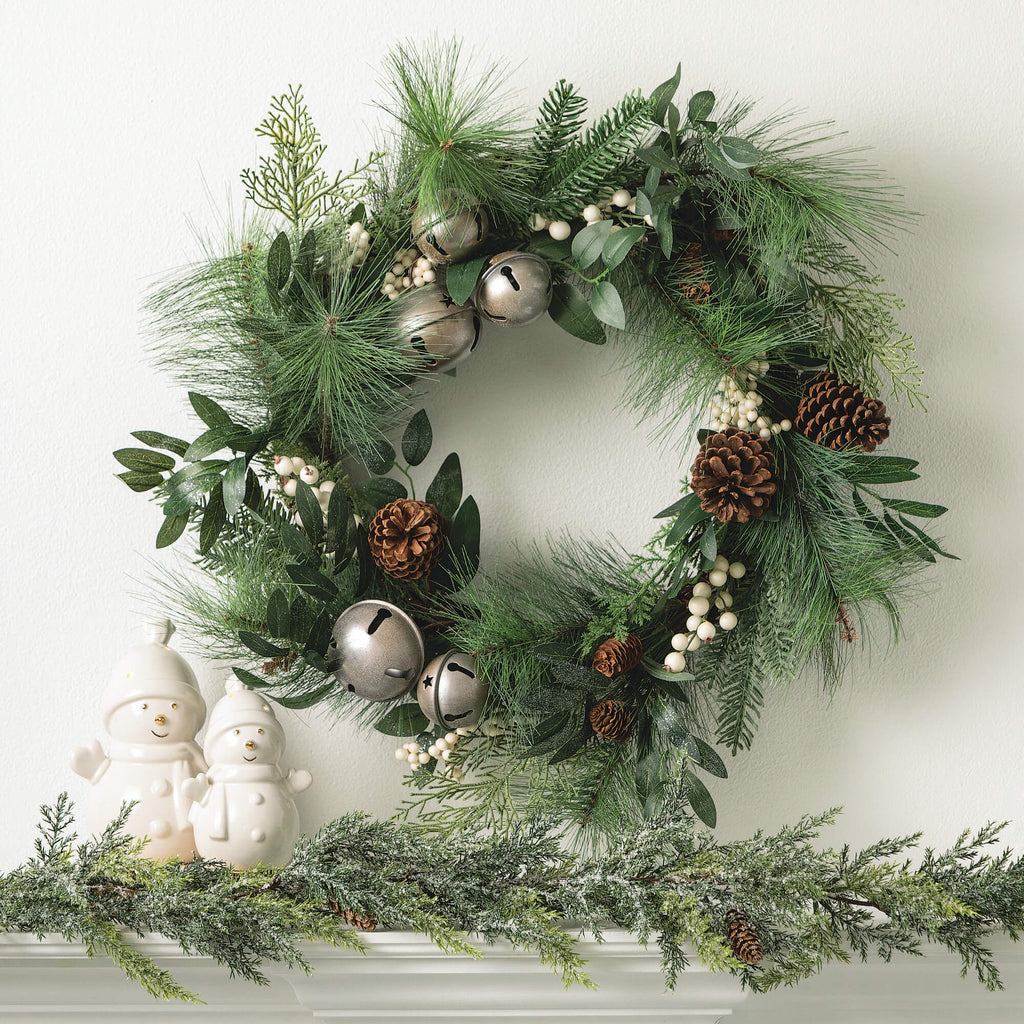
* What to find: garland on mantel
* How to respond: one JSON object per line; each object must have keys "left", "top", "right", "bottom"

{"left": 1, "top": 797, "right": 1022, "bottom": 1002}
{"left": 115, "top": 41, "right": 954, "bottom": 841}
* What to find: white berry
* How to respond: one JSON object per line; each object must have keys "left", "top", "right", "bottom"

{"left": 611, "top": 189, "right": 631, "bottom": 207}
{"left": 719, "top": 611, "right": 738, "bottom": 630}
{"left": 696, "top": 621, "right": 717, "bottom": 642}
{"left": 445, "top": 732, "right": 458, "bottom": 745}
{"left": 548, "top": 220, "right": 571, "bottom": 240}
{"left": 728, "top": 561, "right": 746, "bottom": 579}
{"left": 407, "top": 752, "right": 418, "bottom": 764}
{"left": 299, "top": 465, "right": 320, "bottom": 485}
{"left": 394, "top": 748, "right": 406, "bottom": 760}
{"left": 273, "top": 456, "right": 294, "bottom": 477}
{"left": 692, "top": 581, "right": 713, "bottom": 599}
{"left": 686, "top": 614, "right": 703, "bottom": 632}
{"left": 713, "top": 555, "right": 729, "bottom": 572}
{"left": 670, "top": 632, "right": 688, "bottom": 651}
{"left": 687, "top": 596, "right": 710, "bottom": 617}
{"left": 663, "top": 651, "right": 687, "bottom": 673}
{"left": 428, "top": 745, "right": 440, "bottom": 758}
{"left": 283, "top": 478, "right": 297, "bottom": 497}
{"left": 780, "top": 419, "right": 793, "bottom": 431}
{"left": 319, "top": 480, "right": 335, "bottom": 494}
{"left": 708, "top": 569, "right": 728, "bottom": 588}
{"left": 687, "top": 634, "right": 703, "bottom": 652}
{"left": 290, "top": 457, "right": 305, "bottom": 472}
{"left": 530, "top": 213, "right": 549, "bottom": 231}
{"left": 582, "top": 204, "right": 603, "bottom": 223}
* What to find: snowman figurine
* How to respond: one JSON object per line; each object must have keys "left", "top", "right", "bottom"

{"left": 70, "top": 620, "right": 207, "bottom": 860}
{"left": 182, "top": 680, "right": 312, "bottom": 869}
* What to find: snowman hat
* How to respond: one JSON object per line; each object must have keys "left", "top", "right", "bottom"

{"left": 102, "top": 620, "right": 206, "bottom": 729}
{"left": 204, "top": 678, "right": 284, "bottom": 753}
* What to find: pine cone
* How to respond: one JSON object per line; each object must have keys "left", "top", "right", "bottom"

{"left": 725, "top": 910, "right": 764, "bottom": 964}
{"left": 588, "top": 699, "right": 632, "bottom": 742}
{"left": 691, "top": 427, "right": 777, "bottom": 524}
{"left": 592, "top": 635, "right": 643, "bottom": 677}
{"left": 795, "top": 372, "right": 890, "bottom": 452}
{"left": 368, "top": 499, "right": 445, "bottom": 580}
{"left": 680, "top": 243, "right": 711, "bottom": 303}
{"left": 329, "top": 900, "right": 378, "bottom": 932}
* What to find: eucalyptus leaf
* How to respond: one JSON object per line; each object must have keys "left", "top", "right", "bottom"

{"left": 705, "top": 142, "right": 752, "bottom": 181}
{"left": 691, "top": 737, "right": 728, "bottom": 779}
{"left": 602, "top": 226, "right": 646, "bottom": 271}
{"left": 880, "top": 498, "right": 948, "bottom": 518}
{"left": 294, "top": 478, "right": 325, "bottom": 548}
{"left": 548, "top": 728, "right": 590, "bottom": 765}
{"left": 571, "top": 219, "right": 613, "bottom": 269}
{"left": 655, "top": 491, "right": 699, "bottom": 519}
{"left": 156, "top": 513, "right": 188, "bottom": 549}
{"left": 198, "top": 483, "right": 226, "bottom": 554}
{"left": 356, "top": 476, "right": 407, "bottom": 512}
{"left": 286, "top": 563, "right": 339, "bottom": 603}
{"left": 184, "top": 425, "right": 250, "bottom": 462}
{"left": 231, "top": 667, "right": 275, "bottom": 689}
{"left": 266, "top": 588, "right": 291, "bottom": 638}
{"left": 653, "top": 698, "right": 690, "bottom": 746}
{"left": 238, "top": 631, "right": 290, "bottom": 658}
{"left": 548, "top": 282, "right": 606, "bottom": 344}
{"left": 637, "top": 146, "right": 677, "bottom": 173}
{"left": 720, "top": 136, "right": 762, "bottom": 169}
{"left": 279, "top": 521, "right": 315, "bottom": 561}
{"left": 131, "top": 430, "right": 189, "bottom": 457}
{"left": 222, "top": 457, "right": 248, "bottom": 517}
{"left": 374, "top": 703, "right": 430, "bottom": 737}
{"left": 272, "top": 680, "right": 336, "bottom": 710}
{"left": 700, "top": 520, "right": 718, "bottom": 564}
{"left": 641, "top": 657, "right": 695, "bottom": 685}
{"left": 402, "top": 409, "right": 433, "bottom": 466}
{"left": 840, "top": 454, "right": 920, "bottom": 484}
{"left": 266, "top": 231, "right": 291, "bottom": 291}
{"left": 360, "top": 439, "right": 396, "bottom": 476}
{"left": 116, "top": 470, "right": 164, "bottom": 493}
{"left": 326, "top": 483, "right": 352, "bottom": 555}
{"left": 589, "top": 281, "right": 626, "bottom": 329}
{"left": 445, "top": 255, "right": 487, "bottom": 305}
{"left": 683, "top": 770, "right": 717, "bottom": 827}
{"left": 687, "top": 90, "right": 715, "bottom": 123}
{"left": 898, "top": 515, "right": 959, "bottom": 560}
{"left": 650, "top": 62, "right": 681, "bottom": 125}
{"left": 425, "top": 452, "right": 462, "bottom": 520}
{"left": 432, "top": 495, "right": 481, "bottom": 593}
{"left": 113, "top": 448, "right": 176, "bottom": 473}
{"left": 188, "top": 392, "right": 233, "bottom": 429}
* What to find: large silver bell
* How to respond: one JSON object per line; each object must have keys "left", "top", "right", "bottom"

{"left": 416, "top": 650, "right": 489, "bottom": 729}
{"left": 328, "top": 600, "right": 425, "bottom": 702}
{"left": 472, "top": 251, "right": 553, "bottom": 327}
{"left": 393, "top": 284, "right": 481, "bottom": 371}
{"left": 412, "top": 194, "right": 489, "bottom": 265}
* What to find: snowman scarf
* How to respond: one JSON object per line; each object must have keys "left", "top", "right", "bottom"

{"left": 108, "top": 740, "right": 206, "bottom": 830}
{"left": 201, "top": 763, "right": 284, "bottom": 841}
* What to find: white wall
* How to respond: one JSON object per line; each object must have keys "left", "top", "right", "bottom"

{"left": 1, "top": 0, "right": 1021, "bottom": 919}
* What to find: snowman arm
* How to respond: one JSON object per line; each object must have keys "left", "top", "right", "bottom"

{"left": 285, "top": 768, "right": 312, "bottom": 794}
{"left": 180, "top": 773, "right": 210, "bottom": 805}
{"left": 69, "top": 740, "right": 107, "bottom": 783}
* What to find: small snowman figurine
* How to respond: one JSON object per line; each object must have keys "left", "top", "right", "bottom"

{"left": 70, "top": 620, "right": 207, "bottom": 860}
{"left": 182, "top": 680, "right": 312, "bottom": 869}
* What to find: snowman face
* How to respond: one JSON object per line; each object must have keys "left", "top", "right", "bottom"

{"left": 108, "top": 699, "right": 200, "bottom": 743}
{"left": 208, "top": 725, "right": 283, "bottom": 767}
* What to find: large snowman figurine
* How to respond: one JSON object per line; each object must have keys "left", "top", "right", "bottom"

{"left": 70, "top": 620, "right": 207, "bottom": 860}
{"left": 182, "top": 680, "right": 312, "bottom": 869}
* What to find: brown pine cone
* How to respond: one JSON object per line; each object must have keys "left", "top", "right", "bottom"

{"left": 691, "top": 427, "right": 777, "bottom": 524}
{"left": 368, "top": 499, "right": 445, "bottom": 580}
{"left": 795, "top": 372, "right": 891, "bottom": 452}
{"left": 329, "top": 900, "right": 378, "bottom": 932}
{"left": 593, "top": 634, "right": 643, "bottom": 677}
{"left": 725, "top": 910, "right": 764, "bottom": 964}
{"left": 588, "top": 699, "right": 632, "bottom": 742}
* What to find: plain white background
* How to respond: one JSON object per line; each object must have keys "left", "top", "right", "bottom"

{"left": 1, "top": 0, "right": 1021, "bottom": 934}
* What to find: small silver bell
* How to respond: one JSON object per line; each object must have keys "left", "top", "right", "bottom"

{"left": 472, "top": 251, "right": 553, "bottom": 327}
{"left": 416, "top": 650, "right": 489, "bottom": 729}
{"left": 392, "top": 284, "right": 481, "bottom": 371}
{"left": 328, "top": 600, "right": 425, "bottom": 702}
{"left": 412, "top": 194, "right": 489, "bottom": 265}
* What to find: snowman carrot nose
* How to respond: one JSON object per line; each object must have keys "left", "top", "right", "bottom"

{"left": 154, "top": 714, "right": 167, "bottom": 725}
{"left": 245, "top": 740, "right": 256, "bottom": 750}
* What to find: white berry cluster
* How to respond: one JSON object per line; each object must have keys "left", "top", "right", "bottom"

{"left": 394, "top": 729, "right": 474, "bottom": 783}
{"left": 346, "top": 221, "right": 371, "bottom": 267}
{"left": 662, "top": 556, "right": 746, "bottom": 672}
{"left": 273, "top": 455, "right": 335, "bottom": 513}
{"left": 381, "top": 247, "right": 436, "bottom": 300}
{"left": 531, "top": 188, "right": 638, "bottom": 242}
{"left": 710, "top": 358, "right": 792, "bottom": 440}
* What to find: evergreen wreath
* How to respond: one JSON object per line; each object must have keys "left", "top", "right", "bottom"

{"left": 5, "top": 41, "right": 1019, "bottom": 1007}
{"left": 113, "top": 43, "right": 955, "bottom": 839}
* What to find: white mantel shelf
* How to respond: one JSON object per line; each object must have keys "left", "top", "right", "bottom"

{"left": 0, "top": 931, "right": 1021, "bottom": 1023}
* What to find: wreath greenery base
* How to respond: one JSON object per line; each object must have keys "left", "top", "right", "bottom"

{"left": 1, "top": 796, "right": 1021, "bottom": 1002}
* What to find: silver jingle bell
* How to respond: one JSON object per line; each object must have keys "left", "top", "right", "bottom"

{"left": 472, "top": 251, "right": 553, "bottom": 327}
{"left": 416, "top": 650, "right": 489, "bottom": 729}
{"left": 412, "top": 194, "right": 490, "bottom": 265}
{"left": 328, "top": 600, "right": 425, "bottom": 702}
{"left": 392, "top": 284, "right": 481, "bottom": 372}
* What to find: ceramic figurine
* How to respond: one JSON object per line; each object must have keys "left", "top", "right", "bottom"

{"left": 182, "top": 679, "right": 312, "bottom": 869}
{"left": 70, "top": 620, "right": 207, "bottom": 860}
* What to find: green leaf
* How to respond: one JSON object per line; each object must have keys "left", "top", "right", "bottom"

{"left": 641, "top": 657, "right": 695, "bottom": 685}
{"left": 700, "top": 520, "right": 718, "bottom": 564}
{"left": 525, "top": 714, "right": 577, "bottom": 757}
{"left": 402, "top": 410, "right": 433, "bottom": 467}
{"left": 113, "top": 447, "right": 176, "bottom": 473}
{"left": 527, "top": 235, "right": 572, "bottom": 261}
{"left": 548, "top": 282, "right": 606, "bottom": 344}
{"left": 571, "top": 219, "right": 614, "bottom": 269}
{"left": 116, "top": 470, "right": 164, "bottom": 492}
{"left": 898, "top": 515, "right": 959, "bottom": 560}
{"left": 425, "top": 452, "right": 462, "bottom": 520}
{"left": 654, "top": 199, "right": 673, "bottom": 257}
{"left": 184, "top": 425, "right": 250, "bottom": 462}
{"left": 267, "top": 231, "right": 291, "bottom": 291}
{"left": 131, "top": 430, "right": 189, "bottom": 457}
{"left": 650, "top": 62, "right": 681, "bottom": 126}
{"left": 374, "top": 703, "right": 431, "bottom": 737}
{"left": 653, "top": 677, "right": 691, "bottom": 701}
{"left": 653, "top": 698, "right": 690, "bottom": 746}
{"left": 445, "top": 254, "right": 488, "bottom": 306}
{"left": 687, "top": 90, "right": 715, "bottom": 123}
{"left": 304, "top": 608, "right": 333, "bottom": 655}
{"left": 361, "top": 440, "right": 396, "bottom": 476}
{"left": 231, "top": 667, "right": 275, "bottom": 689}
{"left": 198, "top": 483, "right": 226, "bottom": 554}
{"left": 705, "top": 142, "right": 751, "bottom": 181}
{"left": 432, "top": 495, "right": 481, "bottom": 592}
{"left": 163, "top": 459, "right": 229, "bottom": 514}
{"left": 548, "top": 728, "right": 590, "bottom": 765}
{"left": 720, "top": 136, "right": 762, "bottom": 169}
{"left": 531, "top": 646, "right": 609, "bottom": 692}
{"left": 326, "top": 484, "right": 352, "bottom": 555}
{"left": 691, "top": 737, "right": 728, "bottom": 779}
{"left": 238, "top": 631, "right": 290, "bottom": 658}
{"left": 666, "top": 499, "right": 711, "bottom": 547}
{"left": 222, "top": 456, "right": 248, "bottom": 516}
{"left": 357, "top": 476, "right": 407, "bottom": 512}
{"left": 880, "top": 498, "right": 948, "bottom": 519}
{"left": 279, "top": 521, "right": 315, "bottom": 561}
{"left": 602, "top": 226, "right": 646, "bottom": 271}
{"left": 666, "top": 102, "right": 680, "bottom": 151}
{"left": 272, "top": 680, "right": 336, "bottom": 710}
{"left": 589, "top": 281, "right": 626, "bottom": 329}
{"left": 526, "top": 712, "right": 572, "bottom": 748}
{"left": 655, "top": 491, "right": 699, "bottom": 519}
{"left": 188, "top": 392, "right": 233, "bottom": 429}
{"left": 289, "top": 595, "right": 311, "bottom": 642}
{"left": 840, "top": 454, "right": 920, "bottom": 484}
{"left": 637, "top": 146, "right": 677, "bottom": 173}
{"left": 285, "top": 563, "right": 338, "bottom": 603}
{"left": 294, "top": 228, "right": 316, "bottom": 282}
{"left": 155, "top": 513, "right": 188, "bottom": 549}
{"left": 294, "top": 478, "right": 324, "bottom": 548}
{"left": 683, "top": 770, "right": 717, "bottom": 827}
{"left": 266, "top": 588, "right": 291, "bottom": 638}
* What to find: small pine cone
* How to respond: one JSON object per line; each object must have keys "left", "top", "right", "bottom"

{"left": 588, "top": 699, "right": 632, "bottom": 742}
{"left": 725, "top": 910, "right": 764, "bottom": 964}
{"left": 691, "top": 427, "right": 777, "bottom": 524}
{"left": 329, "top": 899, "right": 378, "bottom": 932}
{"left": 593, "top": 634, "right": 643, "bottom": 677}
{"left": 680, "top": 243, "right": 712, "bottom": 303}
{"left": 795, "top": 372, "right": 891, "bottom": 452}
{"left": 367, "top": 499, "right": 445, "bottom": 580}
